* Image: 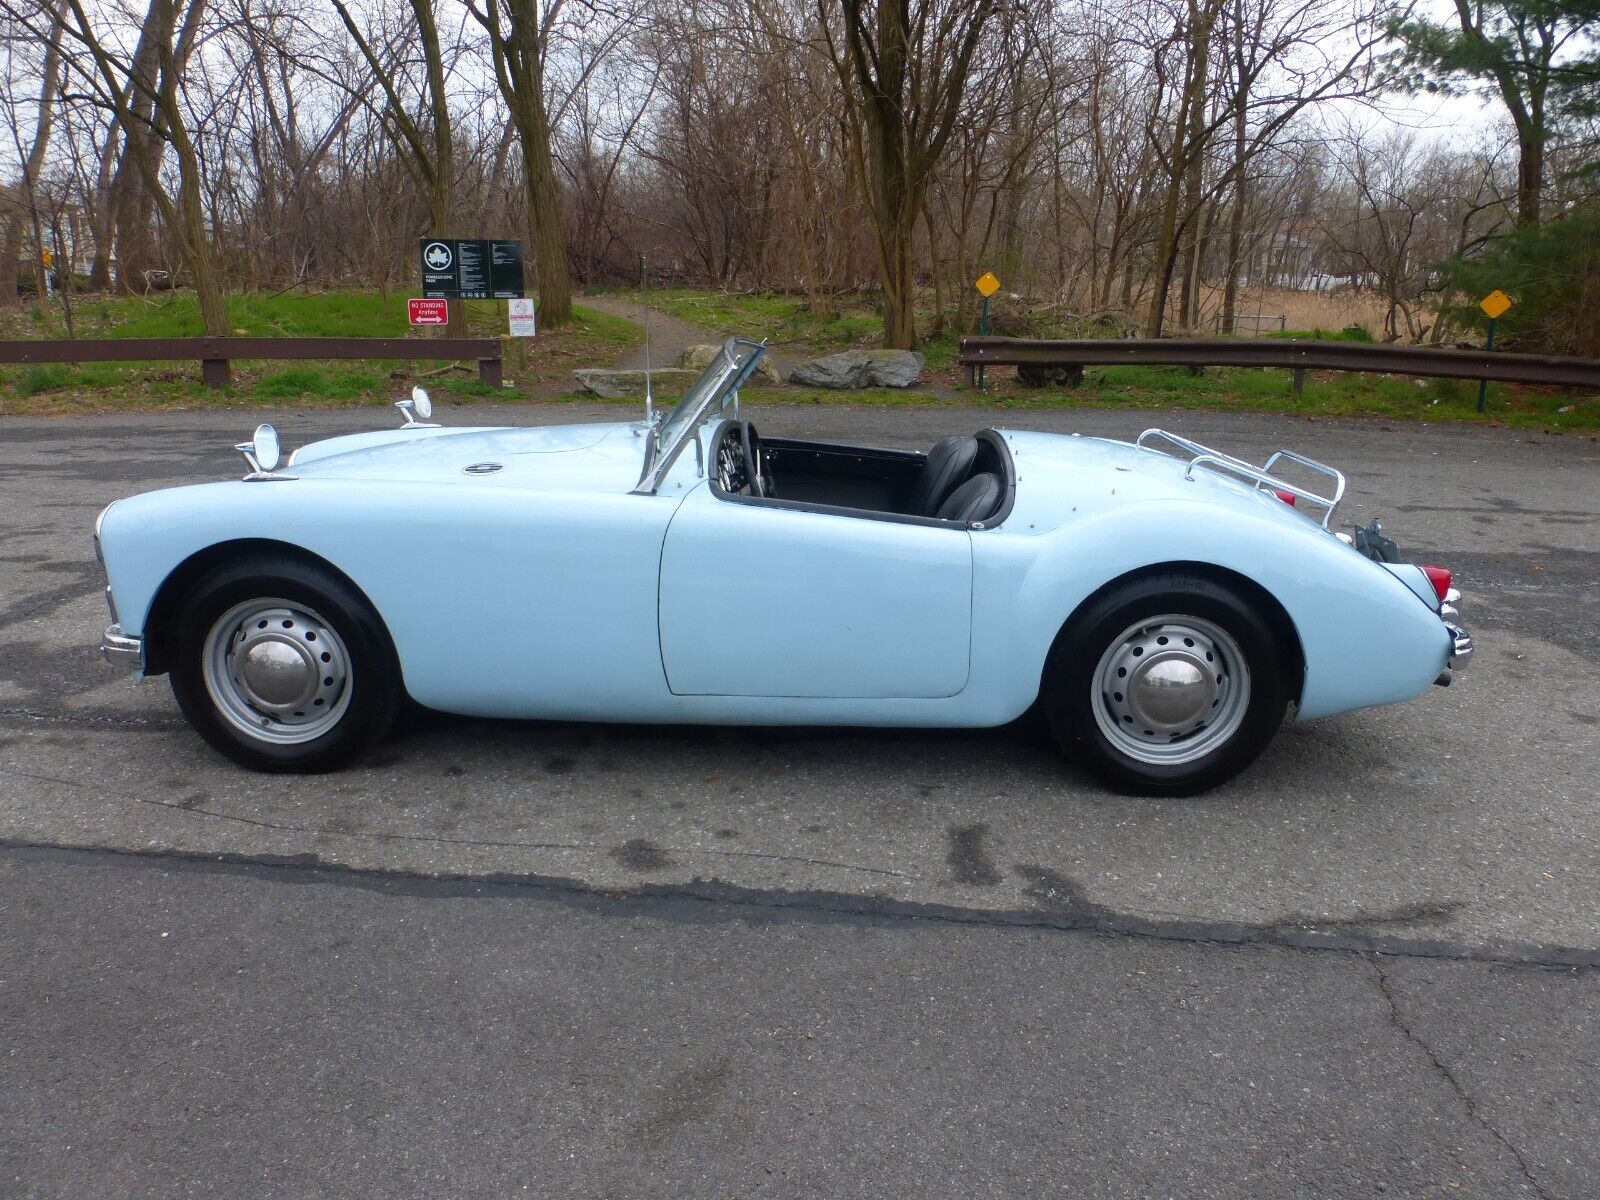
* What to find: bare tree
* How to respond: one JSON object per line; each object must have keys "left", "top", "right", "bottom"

{"left": 41, "top": 0, "right": 231, "bottom": 331}
{"left": 465, "top": 0, "right": 575, "bottom": 327}
{"left": 0, "top": 4, "right": 63, "bottom": 305}
{"left": 332, "top": 0, "right": 465, "bottom": 331}
{"left": 821, "top": 0, "right": 1004, "bottom": 348}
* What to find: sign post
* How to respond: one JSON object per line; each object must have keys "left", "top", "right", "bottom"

{"left": 1477, "top": 289, "right": 1513, "bottom": 413}
{"left": 975, "top": 271, "right": 1001, "bottom": 390}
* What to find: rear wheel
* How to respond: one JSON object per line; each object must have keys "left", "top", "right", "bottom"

{"left": 168, "top": 554, "right": 402, "bottom": 772}
{"left": 1043, "top": 574, "right": 1292, "bottom": 796}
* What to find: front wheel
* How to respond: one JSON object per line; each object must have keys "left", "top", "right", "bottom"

{"left": 1042, "top": 574, "right": 1293, "bottom": 796}
{"left": 168, "top": 555, "right": 402, "bottom": 772}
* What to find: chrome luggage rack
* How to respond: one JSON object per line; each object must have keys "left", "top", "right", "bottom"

{"left": 1135, "top": 429, "right": 1346, "bottom": 528}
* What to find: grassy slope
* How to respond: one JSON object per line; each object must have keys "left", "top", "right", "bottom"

{"left": 0, "top": 291, "right": 638, "bottom": 415}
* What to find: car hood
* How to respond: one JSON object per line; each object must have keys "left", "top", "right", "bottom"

{"left": 286, "top": 421, "right": 647, "bottom": 493}
{"left": 997, "top": 429, "right": 1326, "bottom": 535}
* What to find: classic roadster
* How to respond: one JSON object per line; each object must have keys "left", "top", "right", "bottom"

{"left": 94, "top": 339, "right": 1470, "bottom": 795}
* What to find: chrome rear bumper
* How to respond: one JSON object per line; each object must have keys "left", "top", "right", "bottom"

{"left": 1434, "top": 619, "right": 1472, "bottom": 687}
{"left": 1433, "top": 588, "right": 1472, "bottom": 686}
{"left": 1439, "top": 622, "right": 1473, "bottom": 679}
{"left": 101, "top": 624, "right": 145, "bottom": 674}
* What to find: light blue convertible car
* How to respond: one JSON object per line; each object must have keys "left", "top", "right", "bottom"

{"left": 94, "top": 339, "right": 1470, "bottom": 794}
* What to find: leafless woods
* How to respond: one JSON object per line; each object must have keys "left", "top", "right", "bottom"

{"left": 1, "top": 0, "right": 1595, "bottom": 344}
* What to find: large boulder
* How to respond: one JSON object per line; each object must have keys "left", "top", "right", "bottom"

{"left": 862, "top": 349, "right": 925, "bottom": 388}
{"left": 787, "top": 348, "right": 925, "bottom": 389}
{"left": 572, "top": 367, "right": 698, "bottom": 400}
{"left": 681, "top": 344, "right": 782, "bottom": 385}
{"left": 787, "top": 349, "right": 870, "bottom": 389}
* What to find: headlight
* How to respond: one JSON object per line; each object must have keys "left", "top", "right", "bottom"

{"left": 93, "top": 502, "right": 115, "bottom": 566}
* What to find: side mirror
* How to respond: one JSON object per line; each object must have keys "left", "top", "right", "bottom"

{"left": 236, "top": 422, "right": 286, "bottom": 479}
{"left": 397, "top": 386, "right": 440, "bottom": 428}
{"left": 252, "top": 423, "right": 280, "bottom": 472}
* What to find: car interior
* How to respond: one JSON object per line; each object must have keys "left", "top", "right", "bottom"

{"left": 709, "top": 420, "right": 1013, "bottom": 527}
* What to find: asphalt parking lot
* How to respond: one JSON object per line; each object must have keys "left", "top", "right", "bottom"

{"left": 3, "top": 400, "right": 1598, "bottom": 1196}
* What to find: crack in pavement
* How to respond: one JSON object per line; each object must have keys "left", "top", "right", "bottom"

{"left": 2, "top": 838, "right": 1595, "bottom": 972}
{"left": 1370, "top": 956, "right": 1554, "bottom": 1199}
{"left": 0, "top": 763, "right": 909, "bottom": 881}
{"left": 0, "top": 705, "right": 187, "bottom": 731}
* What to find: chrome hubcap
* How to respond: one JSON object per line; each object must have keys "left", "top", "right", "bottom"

{"left": 1092, "top": 615, "right": 1250, "bottom": 766}
{"left": 202, "top": 600, "right": 352, "bottom": 744}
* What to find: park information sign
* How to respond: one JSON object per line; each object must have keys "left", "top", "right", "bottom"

{"left": 419, "top": 238, "right": 525, "bottom": 300}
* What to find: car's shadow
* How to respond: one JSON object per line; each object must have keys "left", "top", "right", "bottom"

{"left": 379, "top": 700, "right": 1370, "bottom": 806}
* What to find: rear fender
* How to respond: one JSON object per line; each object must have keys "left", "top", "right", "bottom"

{"left": 978, "top": 498, "right": 1450, "bottom": 721}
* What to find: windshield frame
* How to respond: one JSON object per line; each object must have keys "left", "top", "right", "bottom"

{"left": 631, "top": 337, "right": 767, "bottom": 495}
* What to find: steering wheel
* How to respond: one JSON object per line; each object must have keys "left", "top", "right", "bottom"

{"left": 742, "top": 421, "right": 775, "bottom": 498}
{"left": 716, "top": 421, "right": 774, "bottom": 497}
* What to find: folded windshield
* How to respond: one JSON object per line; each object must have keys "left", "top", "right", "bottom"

{"left": 634, "top": 337, "right": 766, "bottom": 494}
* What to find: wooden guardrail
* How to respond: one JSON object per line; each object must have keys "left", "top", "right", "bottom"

{"left": 958, "top": 336, "right": 1600, "bottom": 393}
{"left": 0, "top": 336, "right": 504, "bottom": 388}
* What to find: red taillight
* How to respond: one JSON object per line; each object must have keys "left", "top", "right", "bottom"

{"left": 1273, "top": 489, "right": 1297, "bottom": 506}
{"left": 1422, "top": 565, "right": 1452, "bottom": 601}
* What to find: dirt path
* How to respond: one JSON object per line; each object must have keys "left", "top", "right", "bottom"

{"left": 581, "top": 293, "right": 802, "bottom": 380}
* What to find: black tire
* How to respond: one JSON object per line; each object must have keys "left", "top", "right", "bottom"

{"left": 167, "top": 553, "right": 403, "bottom": 772}
{"left": 1041, "top": 572, "right": 1292, "bottom": 796}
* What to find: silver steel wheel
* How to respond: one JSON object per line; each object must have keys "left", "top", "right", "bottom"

{"left": 1090, "top": 614, "right": 1251, "bottom": 766}
{"left": 201, "top": 598, "right": 353, "bottom": 745}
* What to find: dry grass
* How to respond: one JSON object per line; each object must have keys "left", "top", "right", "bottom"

{"left": 1173, "top": 285, "right": 1396, "bottom": 336}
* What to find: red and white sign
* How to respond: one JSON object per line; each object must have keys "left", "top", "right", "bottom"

{"left": 507, "top": 298, "right": 537, "bottom": 338}
{"left": 408, "top": 298, "right": 449, "bottom": 326}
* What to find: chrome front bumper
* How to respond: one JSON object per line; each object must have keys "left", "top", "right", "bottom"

{"left": 101, "top": 623, "right": 145, "bottom": 673}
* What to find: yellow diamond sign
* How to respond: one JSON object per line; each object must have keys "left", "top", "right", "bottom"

{"left": 975, "top": 271, "right": 1001, "bottom": 298}
{"left": 1480, "top": 289, "right": 1513, "bottom": 320}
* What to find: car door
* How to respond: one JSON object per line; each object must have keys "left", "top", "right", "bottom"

{"left": 657, "top": 485, "right": 973, "bottom": 698}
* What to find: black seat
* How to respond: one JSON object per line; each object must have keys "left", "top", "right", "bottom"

{"left": 935, "top": 472, "right": 1003, "bottom": 523}
{"left": 908, "top": 435, "right": 979, "bottom": 516}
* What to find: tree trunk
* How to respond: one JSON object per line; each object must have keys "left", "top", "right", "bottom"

{"left": 85, "top": 124, "right": 120, "bottom": 291}
{"left": 472, "top": 0, "right": 573, "bottom": 328}
{"left": 1220, "top": 188, "right": 1245, "bottom": 334}
{"left": 109, "top": 7, "right": 167, "bottom": 292}
{"left": 922, "top": 200, "right": 945, "bottom": 339}
{"left": 1513, "top": 120, "right": 1542, "bottom": 227}
{"left": 1179, "top": 200, "right": 1208, "bottom": 330}
{"left": 876, "top": 206, "right": 917, "bottom": 349}
{"left": 1146, "top": 0, "right": 1215, "bottom": 338}
{"left": 1219, "top": 90, "right": 1247, "bottom": 334}
{"left": 158, "top": 5, "right": 228, "bottom": 335}
{"left": 0, "top": 13, "right": 63, "bottom": 305}
{"left": 1146, "top": 182, "right": 1183, "bottom": 337}
{"left": 519, "top": 86, "right": 572, "bottom": 328}
{"left": 411, "top": 0, "right": 466, "bottom": 339}
{"left": 1177, "top": 130, "right": 1210, "bottom": 330}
